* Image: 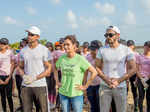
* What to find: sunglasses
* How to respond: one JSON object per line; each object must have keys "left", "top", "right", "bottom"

{"left": 28, "top": 33, "right": 36, "bottom": 37}
{"left": 104, "top": 33, "right": 116, "bottom": 38}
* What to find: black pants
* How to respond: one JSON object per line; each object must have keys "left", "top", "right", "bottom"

{"left": 15, "top": 75, "right": 23, "bottom": 106}
{"left": 129, "top": 74, "right": 138, "bottom": 109}
{"left": 56, "top": 71, "right": 61, "bottom": 108}
{"left": 87, "top": 85, "right": 100, "bottom": 112}
{"left": 111, "top": 98, "right": 116, "bottom": 112}
{"left": 137, "top": 78, "right": 150, "bottom": 112}
{"left": 0, "top": 76, "right": 14, "bottom": 112}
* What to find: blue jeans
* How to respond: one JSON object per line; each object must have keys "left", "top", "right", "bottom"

{"left": 59, "top": 94, "right": 83, "bottom": 112}
{"left": 87, "top": 85, "right": 100, "bottom": 112}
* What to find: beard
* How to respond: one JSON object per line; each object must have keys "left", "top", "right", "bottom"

{"left": 107, "top": 38, "right": 118, "bottom": 46}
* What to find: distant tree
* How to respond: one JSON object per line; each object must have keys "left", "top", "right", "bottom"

{"left": 10, "top": 42, "right": 20, "bottom": 50}
{"left": 39, "top": 39, "right": 48, "bottom": 45}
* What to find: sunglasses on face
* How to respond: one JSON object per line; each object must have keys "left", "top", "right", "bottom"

{"left": 104, "top": 33, "right": 116, "bottom": 38}
{"left": 28, "top": 33, "right": 36, "bottom": 37}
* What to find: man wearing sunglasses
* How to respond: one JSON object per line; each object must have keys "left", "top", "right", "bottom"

{"left": 96, "top": 26, "right": 136, "bottom": 112}
{"left": 19, "top": 26, "right": 52, "bottom": 112}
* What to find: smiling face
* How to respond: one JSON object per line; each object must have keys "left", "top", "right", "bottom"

{"left": 27, "top": 32, "right": 40, "bottom": 44}
{"left": 0, "top": 44, "right": 7, "bottom": 51}
{"left": 64, "top": 39, "right": 76, "bottom": 54}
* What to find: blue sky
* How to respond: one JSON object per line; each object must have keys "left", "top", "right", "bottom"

{"left": 0, "top": 0, "right": 150, "bottom": 45}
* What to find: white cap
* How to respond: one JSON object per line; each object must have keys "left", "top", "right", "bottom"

{"left": 106, "top": 26, "right": 120, "bottom": 34}
{"left": 26, "top": 26, "right": 40, "bottom": 36}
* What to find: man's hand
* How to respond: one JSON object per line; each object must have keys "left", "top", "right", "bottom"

{"left": 105, "top": 77, "right": 114, "bottom": 88}
{"left": 23, "top": 75, "right": 37, "bottom": 85}
{"left": 110, "top": 78, "right": 120, "bottom": 88}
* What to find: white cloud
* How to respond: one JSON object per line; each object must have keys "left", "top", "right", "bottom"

{"left": 4, "top": 16, "right": 17, "bottom": 24}
{"left": 101, "top": 17, "right": 111, "bottom": 26}
{"left": 25, "top": 7, "right": 37, "bottom": 15}
{"left": 67, "top": 10, "right": 78, "bottom": 29}
{"left": 124, "top": 11, "right": 136, "bottom": 25}
{"left": 51, "top": 0, "right": 61, "bottom": 4}
{"left": 80, "top": 16, "right": 111, "bottom": 27}
{"left": 95, "top": 2, "right": 115, "bottom": 15}
{"left": 141, "top": 0, "right": 150, "bottom": 13}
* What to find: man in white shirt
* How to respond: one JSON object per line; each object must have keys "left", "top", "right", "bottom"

{"left": 96, "top": 26, "right": 136, "bottom": 112}
{"left": 19, "top": 26, "right": 52, "bottom": 112}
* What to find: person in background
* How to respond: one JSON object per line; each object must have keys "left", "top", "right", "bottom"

{"left": 53, "top": 40, "right": 66, "bottom": 110}
{"left": 55, "top": 35, "right": 97, "bottom": 112}
{"left": 136, "top": 41, "right": 150, "bottom": 112}
{"left": 14, "top": 41, "right": 26, "bottom": 112}
{"left": 127, "top": 40, "right": 139, "bottom": 112}
{"left": 84, "top": 40, "right": 102, "bottom": 112}
{"left": 55, "top": 41, "right": 61, "bottom": 50}
{"left": 59, "top": 38, "right": 65, "bottom": 52}
{"left": 0, "top": 38, "right": 15, "bottom": 112}
{"left": 75, "top": 41, "right": 81, "bottom": 54}
{"left": 45, "top": 42, "right": 57, "bottom": 110}
{"left": 81, "top": 42, "right": 90, "bottom": 57}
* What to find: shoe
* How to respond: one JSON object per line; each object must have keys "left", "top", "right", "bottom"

{"left": 15, "top": 106, "right": 22, "bottom": 112}
{"left": 134, "top": 106, "right": 138, "bottom": 112}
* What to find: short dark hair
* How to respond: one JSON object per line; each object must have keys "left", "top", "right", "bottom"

{"left": 144, "top": 41, "right": 150, "bottom": 47}
{"left": 64, "top": 35, "right": 77, "bottom": 45}
{"left": 127, "top": 40, "right": 135, "bottom": 46}
{"left": 0, "top": 38, "right": 9, "bottom": 45}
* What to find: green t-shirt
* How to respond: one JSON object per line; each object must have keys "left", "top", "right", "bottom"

{"left": 56, "top": 54, "right": 91, "bottom": 97}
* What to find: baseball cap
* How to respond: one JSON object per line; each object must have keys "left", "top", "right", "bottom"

{"left": 26, "top": 26, "right": 40, "bottom": 36}
{"left": 144, "top": 41, "right": 150, "bottom": 47}
{"left": 83, "top": 42, "right": 89, "bottom": 48}
{"left": 59, "top": 38, "right": 65, "bottom": 44}
{"left": 0, "top": 38, "right": 9, "bottom": 45}
{"left": 55, "top": 41, "right": 60, "bottom": 46}
{"left": 46, "top": 42, "right": 53, "bottom": 48}
{"left": 106, "top": 25, "right": 120, "bottom": 34}
{"left": 127, "top": 40, "right": 135, "bottom": 46}
{"left": 89, "top": 40, "right": 102, "bottom": 50}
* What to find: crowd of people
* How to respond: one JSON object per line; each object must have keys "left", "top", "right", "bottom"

{"left": 0, "top": 25, "right": 150, "bottom": 112}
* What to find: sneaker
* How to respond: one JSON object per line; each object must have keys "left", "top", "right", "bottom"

{"left": 15, "top": 106, "right": 22, "bottom": 112}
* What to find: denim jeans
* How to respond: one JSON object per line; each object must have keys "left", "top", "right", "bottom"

{"left": 59, "top": 94, "right": 83, "bottom": 112}
{"left": 99, "top": 85, "right": 127, "bottom": 112}
{"left": 87, "top": 85, "right": 100, "bottom": 112}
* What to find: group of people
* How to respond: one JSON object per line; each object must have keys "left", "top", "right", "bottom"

{"left": 0, "top": 25, "right": 150, "bottom": 112}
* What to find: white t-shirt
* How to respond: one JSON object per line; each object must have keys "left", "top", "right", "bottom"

{"left": 20, "top": 44, "right": 52, "bottom": 87}
{"left": 97, "top": 44, "right": 134, "bottom": 87}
